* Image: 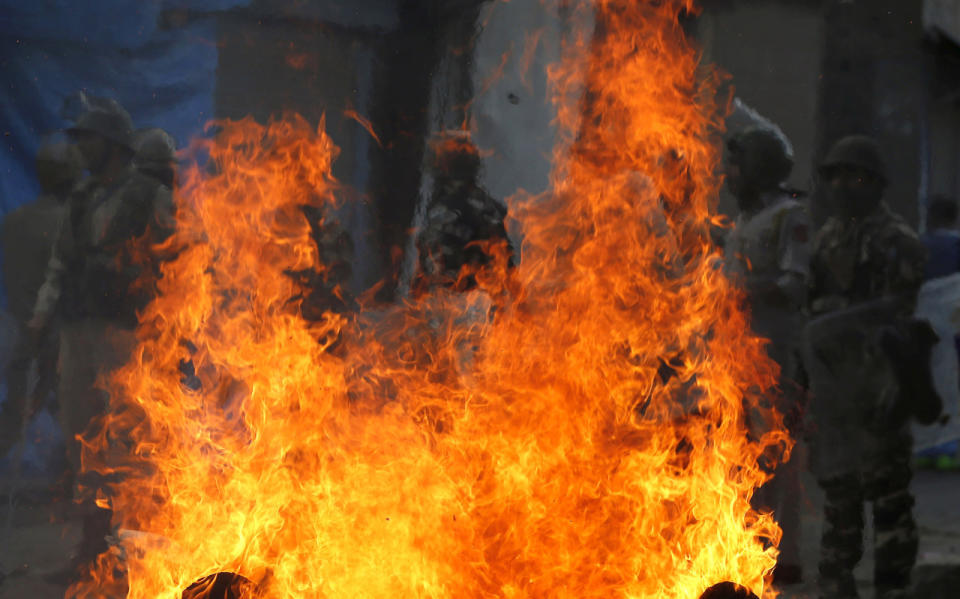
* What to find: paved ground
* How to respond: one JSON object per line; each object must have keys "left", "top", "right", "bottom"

{"left": 1, "top": 448, "right": 958, "bottom": 598}
{"left": 778, "top": 464, "right": 960, "bottom": 599}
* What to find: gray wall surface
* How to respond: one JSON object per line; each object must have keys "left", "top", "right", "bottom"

{"left": 470, "top": 0, "right": 567, "bottom": 205}
{"left": 698, "top": 2, "right": 824, "bottom": 217}
{"left": 411, "top": 0, "right": 586, "bottom": 273}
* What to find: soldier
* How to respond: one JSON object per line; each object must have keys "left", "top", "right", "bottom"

{"left": 413, "top": 130, "right": 514, "bottom": 296}
{"left": 27, "top": 100, "right": 174, "bottom": 574}
{"left": 0, "top": 137, "right": 83, "bottom": 458}
{"left": 402, "top": 131, "right": 514, "bottom": 390}
{"left": 133, "top": 127, "right": 177, "bottom": 188}
{"left": 723, "top": 126, "right": 811, "bottom": 585}
{"left": 804, "top": 135, "right": 935, "bottom": 599}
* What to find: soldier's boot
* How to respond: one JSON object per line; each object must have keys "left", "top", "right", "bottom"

{"left": 870, "top": 463, "right": 918, "bottom": 599}
{"left": 818, "top": 474, "right": 864, "bottom": 599}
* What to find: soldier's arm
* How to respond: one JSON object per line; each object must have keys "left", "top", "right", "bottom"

{"left": 151, "top": 185, "right": 176, "bottom": 244}
{"left": 737, "top": 204, "right": 813, "bottom": 307}
{"left": 806, "top": 221, "right": 847, "bottom": 314}
{"left": 137, "top": 183, "right": 182, "bottom": 268}
{"left": 29, "top": 206, "right": 71, "bottom": 329}
{"left": 884, "top": 228, "right": 927, "bottom": 314}
{"left": 774, "top": 204, "right": 813, "bottom": 309}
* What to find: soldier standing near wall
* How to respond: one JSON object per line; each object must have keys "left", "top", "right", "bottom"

{"left": 28, "top": 100, "right": 175, "bottom": 575}
{"left": 0, "top": 137, "right": 83, "bottom": 458}
{"left": 413, "top": 131, "right": 514, "bottom": 296}
{"left": 805, "top": 135, "right": 940, "bottom": 599}
{"left": 404, "top": 131, "right": 514, "bottom": 389}
{"left": 722, "top": 126, "right": 811, "bottom": 586}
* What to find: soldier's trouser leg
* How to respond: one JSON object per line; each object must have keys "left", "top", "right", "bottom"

{"left": 818, "top": 473, "right": 864, "bottom": 598}
{"left": 57, "top": 320, "right": 135, "bottom": 566}
{"left": 752, "top": 449, "right": 803, "bottom": 573}
{"left": 776, "top": 446, "right": 803, "bottom": 569}
{"left": 0, "top": 351, "right": 30, "bottom": 457}
{"left": 58, "top": 324, "right": 108, "bottom": 474}
{"left": 864, "top": 443, "right": 917, "bottom": 596}
{"left": 1, "top": 326, "right": 60, "bottom": 458}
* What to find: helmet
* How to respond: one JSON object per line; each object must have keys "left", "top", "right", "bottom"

{"left": 35, "top": 136, "right": 83, "bottom": 194}
{"left": 725, "top": 127, "right": 794, "bottom": 190}
{"left": 134, "top": 127, "right": 176, "bottom": 171}
{"left": 428, "top": 129, "right": 481, "bottom": 180}
{"left": 68, "top": 101, "right": 135, "bottom": 151}
{"left": 820, "top": 135, "right": 886, "bottom": 182}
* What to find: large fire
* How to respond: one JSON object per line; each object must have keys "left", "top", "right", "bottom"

{"left": 70, "top": 1, "right": 789, "bottom": 597}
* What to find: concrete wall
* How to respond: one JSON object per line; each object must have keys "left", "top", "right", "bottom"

{"left": 425, "top": 0, "right": 583, "bottom": 203}
{"left": 925, "top": 0, "right": 960, "bottom": 47}
{"left": 928, "top": 100, "right": 960, "bottom": 203}
{"left": 697, "top": 2, "right": 824, "bottom": 217}
{"left": 926, "top": 39, "right": 960, "bottom": 207}
{"left": 470, "top": 0, "right": 568, "bottom": 205}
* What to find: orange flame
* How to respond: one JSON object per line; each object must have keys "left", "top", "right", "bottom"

{"left": 71, "top": 1, "right": 788, "bottom": 598}
{"left": 518, "top": 28, "right": 544, "bottom": 94}
{"left": 344, "top": 109, "right": 383, "bottom": 148}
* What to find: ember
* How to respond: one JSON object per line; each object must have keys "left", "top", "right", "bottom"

{"left": 70, "top": 1, "right": 787, "bottom": 597}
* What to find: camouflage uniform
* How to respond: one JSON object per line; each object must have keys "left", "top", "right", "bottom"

{"left": 414, "top": 132, "right": 513, "bottom": 294}
{"left": 805, "top": 137, "right": 927, "bottom": 598}
{"left": 723, "top": 127, "right": 812, "bottom": 582}
{"left": 34, "top": 164, "right": 174, "bottom": 468}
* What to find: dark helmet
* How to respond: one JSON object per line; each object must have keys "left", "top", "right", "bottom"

{"left": 133, "top": 127, "right": 176, "bottom": 171}
{"left": 68, "top": 101, "right": 135, "bottom": 152}
{"left": 819, "top": 135, "right": 886, "bottom": 183}
{"left": 725, "top": 126, "right": 793, "bottom": 191}
{"left": 428, "top": 129, "right": 482, "bottom": 180}
{"left": 35, "top": 135, "right": 83, "bottom": 193}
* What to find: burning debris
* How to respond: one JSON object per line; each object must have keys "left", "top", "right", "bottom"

{"left": 66, "top": 1, "right": 787, "bottom": 597}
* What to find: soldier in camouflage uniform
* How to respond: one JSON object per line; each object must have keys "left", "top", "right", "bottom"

{"left": 804, "top": 135, "right": 930, "bottom": 599}
{"left": 723, "top": 127, "right": 812, "bottom": 585}
{"left": 404, "top": 131, "right": 514, "bottom": 386}
{"left": 413, "top": 131, "right": 514, "bottom": 296}
{"left": 28, "top": 100, "right": 174, "bottom": 572}
{"left": 0, "top": 137, "right": 83, "bottom": 458}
